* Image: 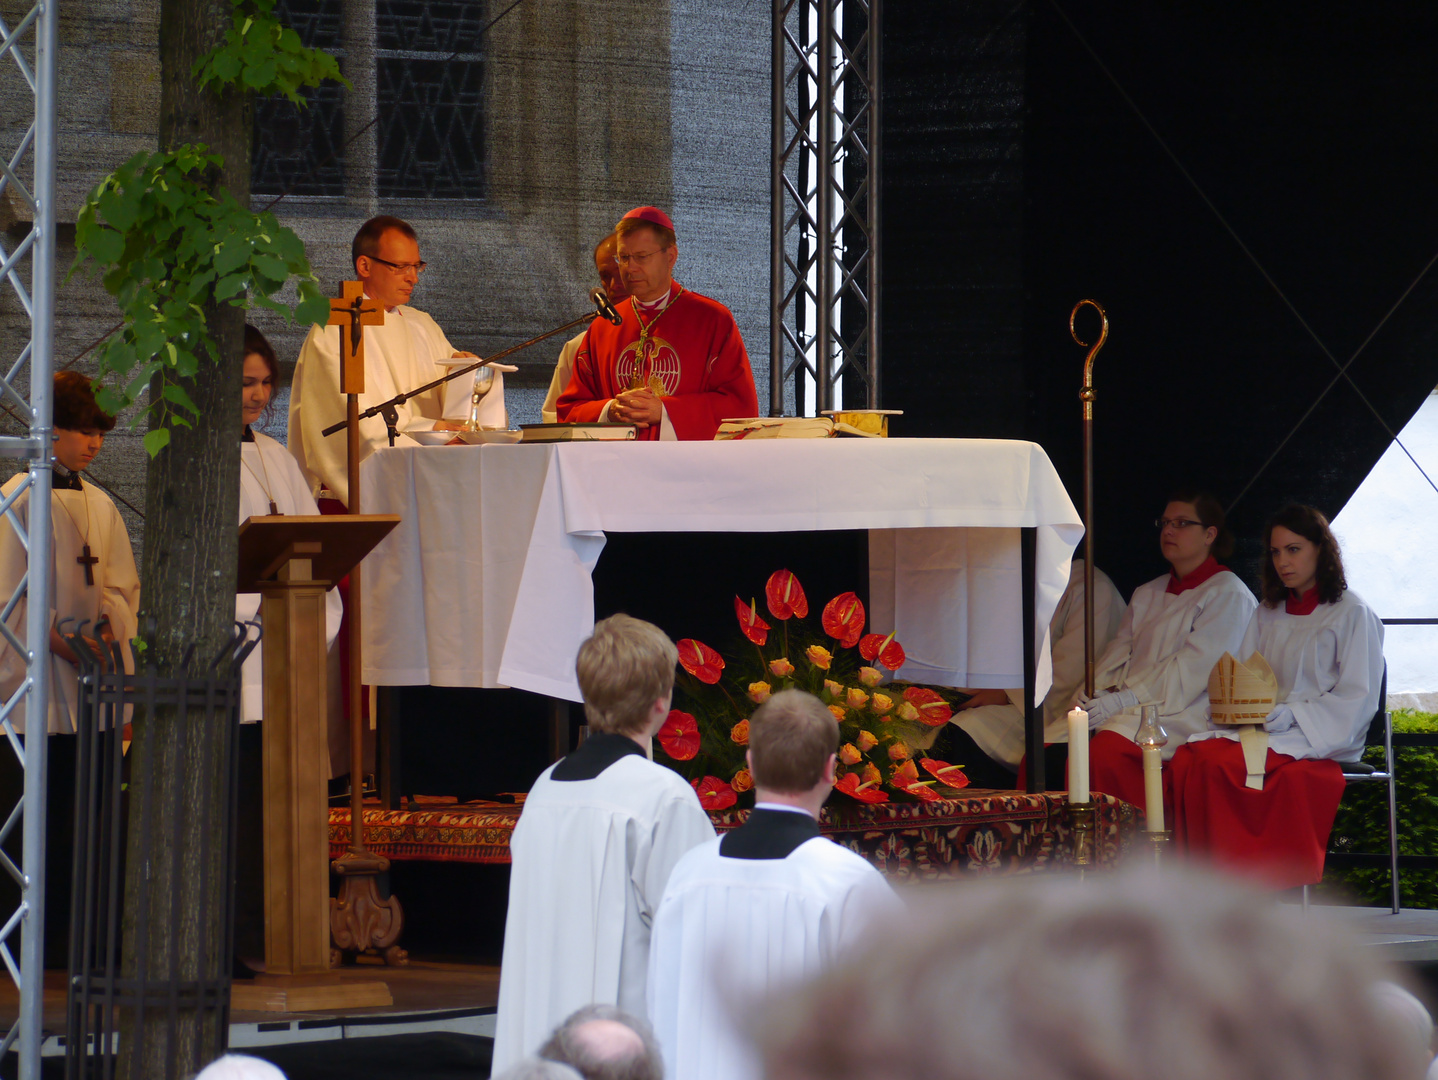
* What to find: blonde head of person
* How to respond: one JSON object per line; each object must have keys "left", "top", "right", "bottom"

{"left": 575, "top": 614, "right": 678, "bottom": 744}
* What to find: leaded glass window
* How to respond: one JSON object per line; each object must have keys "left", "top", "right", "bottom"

{"left": 252, "top": 0, "right": 347, "bottom": 198}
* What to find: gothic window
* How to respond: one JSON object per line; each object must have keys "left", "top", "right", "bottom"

{"left": 252, "top": 0, "right": 348, "bottom": 198}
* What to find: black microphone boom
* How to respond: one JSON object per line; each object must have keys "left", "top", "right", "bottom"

{"left": 320, "top": 289, "right": 620, "bottom": 439}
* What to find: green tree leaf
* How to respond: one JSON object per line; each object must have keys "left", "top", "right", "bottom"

{"left": 142, "top": 428, "right": 171, "bottom": 458}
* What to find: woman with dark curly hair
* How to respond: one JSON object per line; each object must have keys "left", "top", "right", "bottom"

{"left": 1170, "top": 503, "right": 1384, "bottom": 887}
{"left": 1083, "top": 488, "right": 1257, "bottom": 810}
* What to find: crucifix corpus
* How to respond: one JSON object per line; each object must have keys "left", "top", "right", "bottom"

{"left": 325, "top": 280, "right": 407, "bottom": 965}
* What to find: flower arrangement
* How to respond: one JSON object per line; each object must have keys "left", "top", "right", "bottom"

{"left": 654, "top": 569, "right": 971, "bottom": 809}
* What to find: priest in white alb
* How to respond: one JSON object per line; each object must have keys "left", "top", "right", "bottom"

{"left": 647, "top": 689, "right": 901, "bottom": 1080}
{"left": 492, "top": 615, "right": 715, "bottom": 1072}
{"left": 287, "top": 215, "right": 510, "bottom": 506}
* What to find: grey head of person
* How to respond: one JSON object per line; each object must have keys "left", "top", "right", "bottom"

{"left": 352, "top": 214, "right": 426, "bottom": 313}
{"left": 192, "top": 1054, "right": 288, "bottom": 1080}
{"left": 539, "top": 1004, "right": 663, "bottom": 1080}
{"left": 491, "top": 1059, "right": 586, "bottom": 1080}
{"left": 752, "top": 865, "right": 1430, "bottom": 1080}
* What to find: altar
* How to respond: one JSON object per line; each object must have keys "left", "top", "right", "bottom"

{"left": 358, "top": 438, "right": 1084, "bottom": 708}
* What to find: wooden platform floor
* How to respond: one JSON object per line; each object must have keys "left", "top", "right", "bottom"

{"left": 0, "top": 957, "right": 500, "bottom": 1037}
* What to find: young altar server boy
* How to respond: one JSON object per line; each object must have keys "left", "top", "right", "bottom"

{"left": 646, "top": 689, "right": 901, "bottom": 1080}
{"left": 492, "top": 615, "right": 716, "bottom": 1073}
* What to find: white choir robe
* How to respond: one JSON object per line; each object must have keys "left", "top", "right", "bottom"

{"left": 646, "top": 818, "right": 899, "bottom": 1080}
{"left": 0, "top": 473, "right": 139, "bottom": 734}
{"left": 1186, "top": 591, "right": 1384, "bottom": 763}
{"left": 287, "top": 302, "right": 508, "bottom": 504}
{"left": 491, "top": 752, "right": 716, "bottom": 1072}
{"left": 236, "top": 431, "right": 344, "bottom": 724}
{"left": 954, "top": 559, "right": 1126, "bottom": 766}
{"left": 1094, "top": 569, "right": 1256, "bottom": 757}
{"left": 540, "top": 332, "right": 584, "bottom": 424}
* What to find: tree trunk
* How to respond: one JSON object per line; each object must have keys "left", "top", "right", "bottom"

{"left": 118, "top": 2, "right": 251, "bottom": 1076}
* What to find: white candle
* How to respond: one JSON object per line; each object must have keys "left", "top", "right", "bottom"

{"left": 1067, "top": 707, "right": 1089, "bottom": 803}
{"left": 1141, "top": 744, "right": 1164, "bottom": 832}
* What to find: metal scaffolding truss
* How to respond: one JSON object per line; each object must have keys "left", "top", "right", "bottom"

{"left": 0, "top": 1, "right": 57, "bottom": 1077}
{"left": 769, "top": 0, "right": 881, "bottom": 416}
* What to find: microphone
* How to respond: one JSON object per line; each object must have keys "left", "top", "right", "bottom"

{"left": 590, "top": 287, "right": 622, "bottom": 326}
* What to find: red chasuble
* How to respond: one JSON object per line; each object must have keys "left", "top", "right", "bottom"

{"left": 555, "top": 283, "right": 759, "bottom": 441}
{"left": 1169, "top": 739, "right": 1345, "bottom": 888}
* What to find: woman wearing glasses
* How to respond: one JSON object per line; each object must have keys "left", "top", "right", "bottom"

{"left": 1168, "top": 504, "right": 1383, "bottom": 887}
{"left": 1084, "top": 489, "right": 1257, "bottom": 810}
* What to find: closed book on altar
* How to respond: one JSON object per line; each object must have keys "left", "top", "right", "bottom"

{"left": 716, "top": 416, "right": 883, "bottom": 440}
{"left": 520, "top": 422, "right": 637, "bottom": 443}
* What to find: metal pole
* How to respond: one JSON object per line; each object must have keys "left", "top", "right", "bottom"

{"left": 1022, "top": 528, "right": 1042, "bottom": 793}
{"left": 867, "top": 0, "right": 881, "bottom": 410}
{"left": 816, "top": 0, "right": 834, "bottom": 414}
{"left": 770, "top": 0, "right": 786, "bottom": 417}
{"left": 1070, "top": 300, "right": 1108, "bottom": 700}
{"left": 19, "top": 1, "right": 57, "bottom": 1073}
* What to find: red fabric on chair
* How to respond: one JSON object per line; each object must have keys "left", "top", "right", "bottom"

{"left": 1169, "top": 738, "right": 1346, "bottom": 888}
{"left": 1087, "top": 730, "right": 1167, "bottom": 813}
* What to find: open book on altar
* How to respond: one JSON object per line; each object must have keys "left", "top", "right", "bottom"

{"left": 715, "top": 416, "right": 883, "bottom": 440}
{"left": 520, "top": 423, "right": 637, "bottom": 442}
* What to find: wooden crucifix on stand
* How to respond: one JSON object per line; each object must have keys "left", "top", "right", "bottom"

{"left": 325, "top": 281, "right": 408, "bottom": 965}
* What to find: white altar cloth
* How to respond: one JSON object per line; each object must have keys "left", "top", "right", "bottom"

{"left": 359, "top": 439, "right": 1083, "bottom": 702}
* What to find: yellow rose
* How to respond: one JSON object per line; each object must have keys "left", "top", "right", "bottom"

{"left": 732, "top": 768, "right": 754, "bottom": 792}
{"left": 856, "top": 730, "right": 878, "bottom": 752}
{"left": 806, "top": 644, "right": 833, "bottom": 670}
{"left": 888, "top": 741, "right": 911, "bottom": 762}
{"left": 828, "top": 704, "right": 847, "bottom": 722}
{"left": 896, "top": 702, "right": 921, "bottom": 722}
{"left": 862, "top": 762, "right": 882, "bottom": 786}
{"left": 731, "top": 719, "right": 750, "bottom": 745}
{"left": 858, "top": 666, "right": 883, "bottom": 688}
{"left": 769, "top": 657, "right": 795, "bottom": 678}
{"left": 748, "top": 681, "right": 771, "bottom": 705}
{"left": 824, "top": 679, "right": 845, "bottom": 699}
{"left": 871, "top": 693, "right": 893, "bottom": 714}
{"left": 839, "top": 743, "right": 862, "bottom": 765}
{"left": 846, "top": 687, "right": 869, "bottom": 710}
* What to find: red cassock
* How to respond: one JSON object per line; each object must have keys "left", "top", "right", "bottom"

{"left": 555, "top": 284, "right": 759, "bottom": 441}
{"left": 1169, "top": 738, "right": 1346, "bottom": 888}
{"left": 1088, "top": 730, "right": 1173, "bottom": 819}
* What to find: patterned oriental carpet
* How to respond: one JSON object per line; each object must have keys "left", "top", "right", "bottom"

{"left": 329, "top": 790, "right": 1140, "bottom": 880}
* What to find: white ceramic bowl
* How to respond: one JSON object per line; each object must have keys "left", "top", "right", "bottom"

{"left": 406, "top": 428, "right": 462, "bottom": 446}
{"left": 458, "top": 428, "right": 523, "bottom": 445}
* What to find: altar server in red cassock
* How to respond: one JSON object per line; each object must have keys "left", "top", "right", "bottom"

{"left": 492, "top": 615, "right": 715, "bottom": 1073}
{"left": 647, "top": 690, "right": 899, "bottom": 1080}
{"left": 1084, "top": 490, "right": 1256, "bottom": 809}
{"left": 1170, "top": 504, "right": 1384, "bottom": 887}
{"left": 555, "top": 206, "right": 758, "bottom": 440}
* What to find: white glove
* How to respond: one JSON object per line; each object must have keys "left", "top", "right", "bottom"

{"left": 1264, "top": 704, "right": 1296, "bottom": 733}
{"left": 1084, "top": 689, "right": 1139, "bottom": 725}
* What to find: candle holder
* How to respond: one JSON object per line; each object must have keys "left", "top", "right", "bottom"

{"left": 1067, "top": 800, "right": 1097, "bottom": 871}
{"left": 1143, "top": 828, "right": 1173, "bottom": 866}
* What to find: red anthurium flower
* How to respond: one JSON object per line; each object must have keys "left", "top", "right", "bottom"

{"left": 677, "top": 639, "right": 725, "bottom": 684}
{"left": 657, "top": 711, "right": 701, "bottom": 761}
{"left": 897, "top": 780, "right": 942, "bottom": 802}
{"left": 765, "top": 569, "right": 809, "bottom": 620}
{"left": 821, "top": 592, "right": 866, "bottom": 648}
{"left": 891, "top": 759, "right": 919, "bottom": 787}
{"left": 920, "top": 757, "right": 971, "bottom": 789}
{"left": 902, "top": 687, "right": 953, "bottom": 726}
{"left": 734, "top": 596, "right": 771, "bottom": 646}
{"left": 859, "top": 632, "right": 907, "bottom": 671}
{"left": 692, "top": 775, "right": 738, "bottom": 810}
{"left": 834, "top": 772, "right": 890, "bottom": 804}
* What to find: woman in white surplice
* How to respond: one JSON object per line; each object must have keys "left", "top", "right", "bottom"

{"left": 1083, "top": 489, "right": 1256, "bottom": 810}
{"left": 236, "top": 325, "right": 343, "bottom": 722}
{"left": 0, "top": 371, "right": 139, "bottom": 734}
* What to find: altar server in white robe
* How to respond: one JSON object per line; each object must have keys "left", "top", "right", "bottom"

{"left": 287, "top": 215, "right": 510, "bottom": 506}
{"left": 0, "top": 371, "right": 139, "bottom": 733}
{"left": 1171, "top": 504, "right": 1384, "bottom": 887}
{"left": 647, "top": 689, "right": 900, "bottom": 1080}
{"left": 237, "top": 325, "right": 343, "bottom": 723}
{"left": 540, "top": 232, "right": 629, "bottom": 423}
{"left": 1084, "top": 489, "right": 1256, "bottom": 810}
{"left": 946, "top": 559, "right": 1126, "bottom": 788}
{"left": 492, "top": 615, "right": 715, "bottom": 1072}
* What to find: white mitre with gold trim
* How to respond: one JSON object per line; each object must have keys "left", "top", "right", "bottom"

{"left": 1208, "top": 651, "right": 1278, "bottom": 790}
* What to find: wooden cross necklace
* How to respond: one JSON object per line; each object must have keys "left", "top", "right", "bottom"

{"left": 241, "top": 430, "right": 281, "bottom": 516}
{"left": 54, "top": 479, "right": 97, "bottom": 586}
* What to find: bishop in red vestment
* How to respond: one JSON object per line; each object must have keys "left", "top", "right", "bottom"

{"left": 556, "top": 206, "right": 758, "bottom": 441}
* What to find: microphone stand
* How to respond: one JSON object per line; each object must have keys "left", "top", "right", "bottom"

{"left": 322, "top": 291, "right": 622, "bottom": 443}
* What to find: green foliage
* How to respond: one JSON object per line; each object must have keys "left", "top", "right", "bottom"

{"left": 69, "top": 146, "right": 331, "bottom": 455}
{"left": 1317, "top": 709, "right": 1438, "bottom": 908}
{"left": 194, "top": 0, "right": 350, "bottom": 104}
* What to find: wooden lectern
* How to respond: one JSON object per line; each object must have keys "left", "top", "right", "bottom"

{"left": 236, "top": 514, "right": 398, "bottom": 988}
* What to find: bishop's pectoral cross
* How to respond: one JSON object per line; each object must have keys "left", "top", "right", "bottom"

{"left": 77, "top": 545, "right": 98, "bottom": 587}
{"left": 327, "top": 280, "right": 385, "bottom": 395}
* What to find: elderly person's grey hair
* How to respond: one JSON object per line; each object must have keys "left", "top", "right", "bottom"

{"left": 490, "top": 1059, "right": 586, "bottom": 1080}
{"left": 752, "top": 867, "right": 1427, "bottom": 1080}
{"left": 538, "top": 1004, "right": 663, "bottom": 1080}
